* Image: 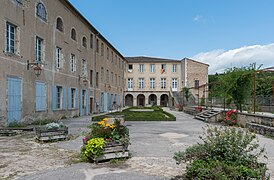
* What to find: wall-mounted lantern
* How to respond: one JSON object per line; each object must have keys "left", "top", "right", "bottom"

{"left": 27, "top": 60, "right": 42, "bottom": 77}
{"left": 79, "top": 75, "right": 88, "bottom": 86}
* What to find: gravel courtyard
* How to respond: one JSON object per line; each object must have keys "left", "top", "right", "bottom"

{"left": 1, "top": 108, "right": 274, "bottom": 180}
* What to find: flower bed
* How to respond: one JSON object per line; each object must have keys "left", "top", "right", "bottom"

{"left": 35, "top": 122, "right": 68, "bottom": 142}
{"left": 81, "top": 118, "right": 130, "bottom": 162}
{"left": 223, "top": 109, "right": 238, "bottom": 126}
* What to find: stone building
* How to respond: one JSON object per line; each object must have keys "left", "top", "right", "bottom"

{"left": 125, "top": 57, "right": 209, "bottom": 107}
{"left": 0, "top": 0, "right": 126, "bottom": 126}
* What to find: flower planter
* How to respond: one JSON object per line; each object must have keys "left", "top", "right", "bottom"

{"left": 34, "top": 126, "right": 68, "bottom": 142}
{"left": 93, "top": 141, "right": 129, "bottom": 162}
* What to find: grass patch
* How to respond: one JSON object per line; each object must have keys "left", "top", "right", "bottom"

{"left": 93, "top": 106, "right": 176, "bottom": 121}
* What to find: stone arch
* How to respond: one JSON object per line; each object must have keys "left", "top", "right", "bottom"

{"left": 137, "top": 94, "right": 145, "bottom": 107}
{"left": 148, "top": 94, "right": 157, "bottom": 106}
{"left": 160, "top": 94, "right": 169, "bottom": 107}
{"left": 125, "top": 94, "right": 133, "bottom": 107}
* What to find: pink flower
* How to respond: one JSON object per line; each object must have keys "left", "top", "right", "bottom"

{"left": 233, "top": 120, "right": 236, "bottom": 123}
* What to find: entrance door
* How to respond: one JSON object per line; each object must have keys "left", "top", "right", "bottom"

{"left": 90, "top": 98, "right": 93, "bottom": 113}
{"left": 80, "top": 90, "right": 86, "bottom": 116}
{"left": 8, "top": 77, "right": 22, "bottom": 124}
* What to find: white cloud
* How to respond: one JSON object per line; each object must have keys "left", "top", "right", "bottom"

{"left": 192, "top": 43, "right": 274, "bottom": 74}
{"left": 193, "top": 15, "right": 207, "bottom": 24}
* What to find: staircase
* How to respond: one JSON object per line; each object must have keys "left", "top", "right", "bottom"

{"left": 194, "top": 109, "right": 223, "bottom": 122}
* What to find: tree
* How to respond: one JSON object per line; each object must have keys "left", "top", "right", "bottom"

{"left": 217, "top": 64, "right": 255, "bottom": 112}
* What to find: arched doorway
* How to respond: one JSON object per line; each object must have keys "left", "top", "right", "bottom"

{"left": 125, "top": 94, "right": 133, "bottom": 107}
{"left": 137, "top": 94, "right": 145, "bottom": 107}
{"left": 160, "top": 94, "right": 168, "bottom": 107}
{"left": 148, "top": 94, "right": 157, "bottom": 106}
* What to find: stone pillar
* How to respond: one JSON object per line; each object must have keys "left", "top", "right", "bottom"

{"left": 133, "top": 97, "right": 137, "bottom": 106}
{"left": 145, "top": 94, "right": 149, "bottom": 106}
{"left": 157, "top": 96, "right": 161, "bottom": 106}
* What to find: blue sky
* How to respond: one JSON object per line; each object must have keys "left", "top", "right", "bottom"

{"left": 69, "top": 0, "right": 274, "bottom": 73}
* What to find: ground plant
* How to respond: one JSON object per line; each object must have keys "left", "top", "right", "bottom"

{"left": 92, "top": 106, "right": 176, "bottom": 121}
{"left": 174, "top": 125, "right": 268, "bottom": 179}
{"left": 81, "top": 118, "right": 130, "bottom": 161}
{"left": 223, "top": 109, "right": 238, "bottom": 126}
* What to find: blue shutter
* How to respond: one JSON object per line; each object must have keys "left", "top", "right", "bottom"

{"left": 86, "top": 90, "right": 89, "bottom": 115}
{"left": 104, "top": 92, "right": 108, "bottom": 112}
{"left": 75, "top": 88, "right": 78, "bottom": 109}
{"left": 62, "top": 87, "right": 66, "bottom": 110}
{"left": 80, "top": 89, "right": 83, "bottom": 116}
{"left": 52, "top": 85, "right": 57, "bottom": 110}
{"left": 68, "top": 87, "right": 72, "bottom": 109}
{"left": 36, "top": 82, "right": 46, "bottom": 111}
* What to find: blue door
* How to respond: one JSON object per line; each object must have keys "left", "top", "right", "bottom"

{"left": 8, "top": 77, "right": 22, "bottom": 124}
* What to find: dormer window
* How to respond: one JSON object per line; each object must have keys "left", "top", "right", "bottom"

{"left": 56, "top": 17, "right": 63, "bottom": 32}
{"left": 36, "top": 3, "right": 47, "bottom": 21}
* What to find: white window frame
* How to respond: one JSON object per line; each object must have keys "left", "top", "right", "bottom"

{"left": 70, "top": 54, "right": 76, "bottom": 72}
{"left": 172, "top": 64, "right": 177, "bottom": 72}
{"left": 6, "top": 22, "right": 16, "bottom": 53}
{"left": 139, "top": 64, "right": 144, "bottom": 73}
{"left": 56, "top": 47, "right": 61, "bottom": 68}
{"left": 150, "top": 64, "right": 155, "bottom": 73}
{"left": 128, "top": 64, "right": 133, "bottom": 72}
{"left": 139, "top": 78, "right": 144, "bottom": 89}
{"left": 56, "top": 86, "right": 63, "bottom": 109}
{"left": 172, "top": 78, "right": 178, "bottom": 91}
{"left": 35, "top": 36, "right": 43, "bottom": 63}
{"left": 150, "top": 78, "right": 155, "bottom": 89}
{"left": 161, "top": 78, "right": 166, "bottom": 89}
{"left": 81, "top": 59, "right": 87, "bottom": 76}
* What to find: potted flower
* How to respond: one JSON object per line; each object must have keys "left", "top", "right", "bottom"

{"left": 35, "top": 122, "right": 68, "bottom": 142}
{"left": 81, "top": 118, "right": 130, "bottom": 162}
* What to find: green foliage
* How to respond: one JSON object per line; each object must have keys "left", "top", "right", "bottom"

{"left": 174, "top": 125, "right": 267, "bottom": 179}
{"left": 92, "top": 107, "right": 176, "bottom": 121}
{"left": 81, "top": 138, "right": 105, "bottom": 160}
{"left": 8, "top": 121, "right": 26, "bottom": 127}
{"left": 256, "top": 73, "right": 274, "bottom": 96}
{"left": 31, "top": 118, "right": 57, "bottom": 125}
{"left": 182, "top": 87, "right": 190, "bottom": 102}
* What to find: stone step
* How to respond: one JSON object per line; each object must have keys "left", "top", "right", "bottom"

{"left": 194, "top": 116, "right": 206, "bottom": 121}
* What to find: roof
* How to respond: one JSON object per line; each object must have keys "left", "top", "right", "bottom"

{"left": 60, "top": 0, "right": 125, "bottom": 61}
{"left": 182, "top": 58, "right": 209, "bottom": 66}
{"left": 126, "top": 56, "right": 181, "bottom": 63}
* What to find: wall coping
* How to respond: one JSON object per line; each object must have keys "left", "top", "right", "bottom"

{"left": 237, "top": 112, "right": 274, "bottom": 119}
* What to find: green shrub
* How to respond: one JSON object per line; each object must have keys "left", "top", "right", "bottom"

{"left": 81, "top": 138, "right": 105, "bottom": 161}
{"left": 174, "top": 125, "right": 268, "bottom": 179}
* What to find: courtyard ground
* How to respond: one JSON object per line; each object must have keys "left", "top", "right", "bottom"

{"left": 1, "top": 108, "right": 274, "bottom": 179}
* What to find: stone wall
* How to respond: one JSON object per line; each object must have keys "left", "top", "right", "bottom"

{"left": 237, "top": 112, "right": 274, "bottom": 127}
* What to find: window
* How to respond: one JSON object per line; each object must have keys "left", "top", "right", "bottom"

{"left": 111, "top": 51, "right": 113, "bottom": 62}
{"left": 101, "top": 43, "right": 104, "bottom": 56}
{"left": 90, "top": 34, "right": 93, "bottom": 48}
{"left": 115, "top": 74, "right": 117, "bottom": 85}
{"left": 128, "top": 78, "right": 133, "bottom": 89}
{"left": 82, "top": 37, "right": 87, "bottom": 47}
{"left": 56, "top": 17, "right": 63, "bottom": 32}
{"left": 56, "top": 47, "right": 61, "bottom": 68}
{"left": 70, "top": 88, "right": 76, "bottom": 108}
{"left": 70, "top": 54, "right": 76, "bottom": 72}
{"left": 81, "top": 59, "right": 87, "bottom": 76}
{"left": 101, "top": 67, "right": 104, "bottom": 81}
{"left": 115, "top": 55, "right": 117, "bottom": 65}
{"left": 128, "top": 64, "right": 133, "bottom": 72}
{"left": 118, "top": 75, "right": 120, "bottom": 86}
{"left": 90, "top": 70, "right": 93, "bottom": 86}
{"left": 150, "top": 78, "right": 155, "bottom": 89}
{"left": 172, "top": 64, "right": 177, "bottom": 72}
{"left": 139, "top": 64, "right": 144, "bottom": 72}
{"left": 107, "top": 47, "right": 109, "bottom": 59}
{"left": 35, "top": 36, "right": 43, "bottom": 63}
{"left": 36, "top": 3, "right": 47, "bottom": 21}
{"left": 111, "top": 72, "right": 113, "bottom": 83}
{"left": 161, "top": 78, "right": 166, "bottom": 89}
{"left": 56, "top": 86, "right": 62, "bottom": 109}
{"left": 195, "top": 80, "right": 199, "bottom": 89}
{"left": 6, "top": 22, "right": 16, "bottom": 53}
{"left": 96, "top": 39, "right": 99, "bottom": 53}
{"left": 96, "top": 72, "right": 99, "bottom": 87}
{"left": 139, "top": 78, "right": 144, "bottom": 89}
{"left": 71, "top": 28, "right": 76, "bottom": 40}
{"left": 161, "top": 64, "right": 166, "bottom": 74}
{"left": 36, "top": 82, "right": 46, "bottom": 111}
{"left": 82, "top": 90, "right": 86, "bottom": 109}
{"left": 172, "top": 78, "right": 178, "bottom": 89}
{"left": 106, "top": 70, "right": 109, "bottom": 83}
{"left": 150, "top": 64, "right": 155, "bottom": 73}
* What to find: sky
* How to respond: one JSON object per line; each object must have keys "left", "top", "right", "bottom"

{"left": 68, "top": 0, "right": 274, "bottom": 74}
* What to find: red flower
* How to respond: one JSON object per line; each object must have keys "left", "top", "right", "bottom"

{"left": 233, "top": 120, "right": 236, "bottom": 123}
